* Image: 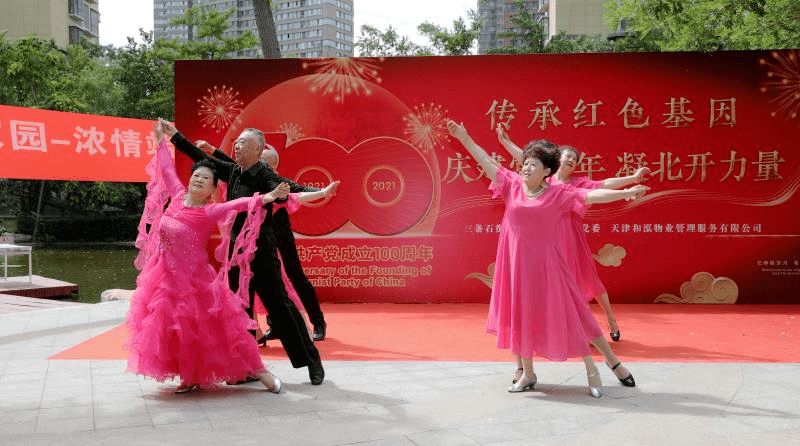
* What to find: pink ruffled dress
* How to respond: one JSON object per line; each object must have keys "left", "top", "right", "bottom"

{"left": 487, "top": 167, "right": 603, "bottom": 361}
{"left": 547, "top": 175, "right": 607, "bottom": 300}
{"left": 126, "top": 140, "right": 267, "bottom": 386}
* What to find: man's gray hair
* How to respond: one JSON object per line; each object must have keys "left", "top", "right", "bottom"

{"left": 243, "top": 128, "right": 266, "bottom": 150}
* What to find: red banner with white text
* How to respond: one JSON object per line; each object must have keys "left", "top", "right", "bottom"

{"left": 171, "top": 51, "right": 800, "bottom": 304}
{"left": 0, "top": 105, "right": 157, "bottom": 182}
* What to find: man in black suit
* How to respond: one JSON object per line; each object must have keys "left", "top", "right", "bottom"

{"left": 200, "top": 143, "right": 328, "bottom": 342}
{"left": 260, "top": 149, "right": 327, "bottom": 341}
{"left": 159, "top": 120, "right": 327, "bottom": 385}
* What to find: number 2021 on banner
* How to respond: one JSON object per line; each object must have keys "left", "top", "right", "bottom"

{"left": 286, "top": 137, "right": 436, "bottom": 237}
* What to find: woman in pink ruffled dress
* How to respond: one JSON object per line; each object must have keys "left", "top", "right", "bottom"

{"left": 449, "top": 121, "right": 645, "bottom": 397}
{"left": 497, "top": 127, "right": 649, "bottom": 343}
{"left": 126, "top": 123, "right": 285, "bottom": 394}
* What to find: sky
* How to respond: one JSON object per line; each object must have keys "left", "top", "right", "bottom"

{"left": 98, "top": 1, "right": 479, "bottom": 54}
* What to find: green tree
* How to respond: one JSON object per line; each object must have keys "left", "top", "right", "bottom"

{"left": 545, "top": 31, "right": 614, "bottom": 53}
{"left": 111, "top": 30, "right": 176, "bottom": 120}
{"left": 0, "top": 33, "right": 120, "bottom": 113}
{"left": 55, "top": 42, "right": 124, "bottom": 114}
{"left": 164, "top": 4, "right": 259, "bottom": 59}
{"left": 356, "top": 25, "right": 433, "bottom": 56}
{"left": 417, "top": 11, "right": 484, "bottom": 56}
{"left": 605, "top": 0, "right": 800, "bottom": 51}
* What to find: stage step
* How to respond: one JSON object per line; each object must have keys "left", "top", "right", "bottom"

{"left": 0, "top": 292, "right": 86, "bottom": 313}
{"left": 0, "top": 275, "right": 79, "bottom": 299}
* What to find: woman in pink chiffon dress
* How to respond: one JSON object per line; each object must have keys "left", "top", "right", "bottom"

{"left": 126, "top": 123, "right": 284, "bottom": 394}
{"left": 497, "top": 127, "right": 650, "bottom": 343}
{"left": 548, "top": 146, "right": 649, "bottom": 341}
{"left": 449, "top": 121, "right": 644, "bottom": 397}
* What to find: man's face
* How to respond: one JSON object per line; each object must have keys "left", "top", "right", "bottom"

{"left": 233, "top": 131, "right": 261, "bottom": 168}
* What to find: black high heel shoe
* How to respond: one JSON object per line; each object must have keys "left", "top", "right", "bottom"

{"left": 608, "top": 319, "right": 620, "bottom": 342}
{"left": 607, "top": 362, "right": 635, "bottom": 387}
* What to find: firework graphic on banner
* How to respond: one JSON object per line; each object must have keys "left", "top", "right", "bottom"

{"left": 402, "top": 103, "right": 451, "bottom": 153}
{"left": 302, "top": 58, "right": 383, "bottom": 102}
{"left": 197, "top": 85, "right": 243, "bottom": 132}
{"left": 278, "top": 123, "right": 305, "bottom": 146}
{"left": 759, "top": 50, "right": 800, "bottom": 122}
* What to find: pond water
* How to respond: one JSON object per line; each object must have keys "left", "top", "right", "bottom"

{"left": 30, "top": 246, "right": 138, "bottom": 304}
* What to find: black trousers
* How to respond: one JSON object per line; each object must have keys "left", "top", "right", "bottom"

{"left": 229, "top": 240, "right": 320, "bottom": 369}
{"left": 275, "top": 229, "right": 325, "bottom": 327}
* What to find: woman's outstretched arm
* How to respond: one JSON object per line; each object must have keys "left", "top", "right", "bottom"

{"left": 447, "top": 121, "right": 499, "bottom": 183}
{"left": 600, "top": 167, "right": 651, "bottom": 190}
{"left": 153, "top": 123, "right": 183, "bottom": 197}
{"left": 495, "top": 124, "right": 523, "bottom": 165}
{"left": 586, "top": 184, "right": 649, "bottom": 204}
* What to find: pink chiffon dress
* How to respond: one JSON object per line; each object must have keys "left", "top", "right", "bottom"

{"left": 126, "top": 140, "right": 267, "bottom": 387}
{"left": 547, "top": 175, "right": 607, "bottom": 300}
{"left": 487, "top": 167, "right": 603, "bottom": 361}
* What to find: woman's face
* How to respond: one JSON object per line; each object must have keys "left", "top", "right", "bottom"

{"left": 521, "top": 156, "right": 550, "bottom": 184}
{"left": 559, "top": 150, "right": 578, "bottom": 176}
{"left": 188, "top": 166, "right": 216, "bottom": 199}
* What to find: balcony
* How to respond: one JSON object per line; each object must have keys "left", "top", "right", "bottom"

{"left": 68, "top": 0, "right": 84, "bottom": 20}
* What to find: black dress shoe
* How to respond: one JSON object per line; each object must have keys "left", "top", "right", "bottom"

{"left": 258, "top": 329, "right": 279, "bottom": 345}
{"left": 312, "top": 322, "right": 327, "bottom": 342}
{"left": 308, "top": 360, "right": 325, "bottom": 385}
{"left": 610, "top": 331, "right": 621, "bottom": 342}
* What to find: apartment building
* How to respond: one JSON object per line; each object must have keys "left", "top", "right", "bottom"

{"left": 154, "top": 0, "right": 354, "bottom": 58}
{"left": 0, "top": 0, "right": 99, "bottom": 48}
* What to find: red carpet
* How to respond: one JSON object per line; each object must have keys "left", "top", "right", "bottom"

{"left": 49, "top": 304, "right": 800, "bottom": 363}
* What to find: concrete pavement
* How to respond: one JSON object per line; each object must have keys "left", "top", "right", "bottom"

{"left": 1, "top": 300, "right": 799, "bottom": 445}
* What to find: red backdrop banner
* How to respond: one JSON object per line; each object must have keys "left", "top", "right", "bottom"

{"left": 173, "top": 51, "right": 800, "bottom": 304}
{"left": 0, "top": 105, "right": 157, "bottom": 182}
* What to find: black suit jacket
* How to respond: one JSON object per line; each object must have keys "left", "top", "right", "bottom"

{"left": 208, "top": 147, "right": 321, "bottom": 234}
{"left": 170, "top": 132, "right": 314, "bottom": 241}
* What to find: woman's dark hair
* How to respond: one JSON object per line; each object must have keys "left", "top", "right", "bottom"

{"left": 558, "top": 145, "right": 580, "bottom": 160}
{"left": 191, "top": 159, "right": 219, "bottom": 186}
{"left": 522, "top": 139, "right": 560, "bottom": 178}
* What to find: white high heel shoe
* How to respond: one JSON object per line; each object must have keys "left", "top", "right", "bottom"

{"left": 259, "top": 371, "right": 282, "bottom": 394}
{"left": 587, "top": 371, "right": 602, "bottom": 398}
{"left": 508, "top": 373, "right": 537, "bottom": 393}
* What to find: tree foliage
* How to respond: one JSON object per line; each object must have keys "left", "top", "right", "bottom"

{"left": 0, "top": 33, "right": 121, "bottom": 113}
{"left": 356, "top": 25, "right": 433, "bottom": 56}
{"left": 111, "top": 30, "right": 176, "bottom": 120}
{"left": 357, "top": 11, "right": 482, "bottom": 57}
{"left": 604, "top": 0, "right": 800, "bottom": 51}
{"left": 164, "top": 5, "right": 259, "bottom": 59}
{"left": 417, "top": 12, "right": 484, "bottom": 56}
